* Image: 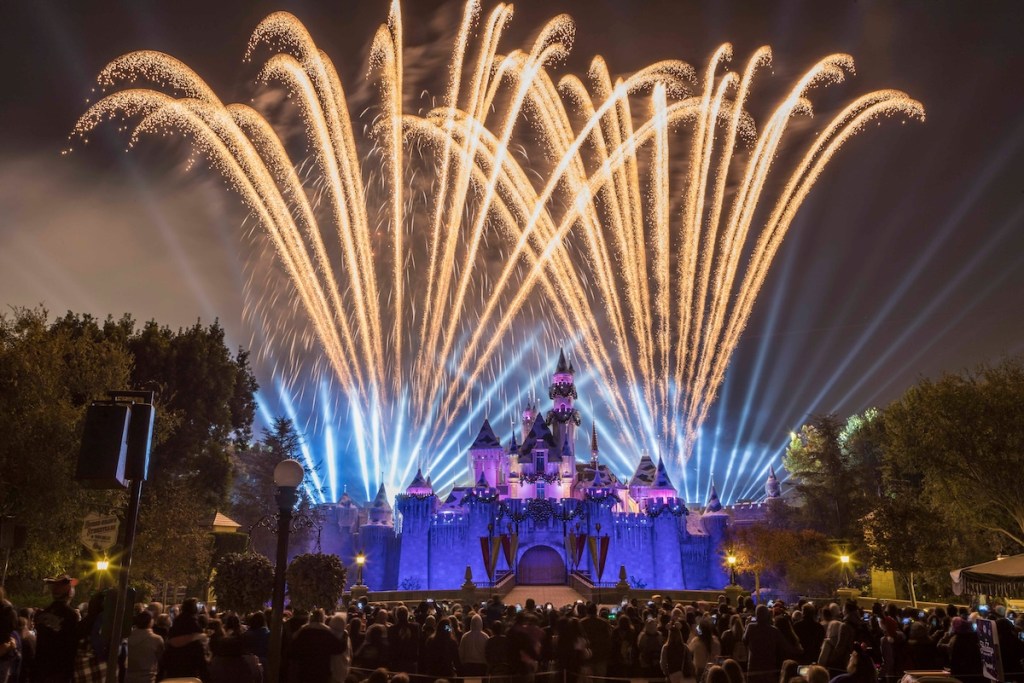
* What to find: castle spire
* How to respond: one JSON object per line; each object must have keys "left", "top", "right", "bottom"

{"left": 706, "top": 479, "right": 723, "bottom": 513}
{"left": 765, "top": 465, "right": 781, "bottom": 499}
{"left": 556, "top": 347, "right": 571, "bottom": 374}
{"left": 590, "top": 422, "right": 599, "bottom": 461}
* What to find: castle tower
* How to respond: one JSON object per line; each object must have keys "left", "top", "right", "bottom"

{"left": 648, "top": 457, "right": 684, "bottom": 588}
{"left": 406, "top": 468, "right": 433, "bottom": 496}
{"left": 396, "top": 474, "right": 435, "bottom": 590}
{"left": 649, "top": 457, "right": 677, "bottom": 499}
{"left": 521, "top": 402, "right": 537, "bottom": 443}
{"left": 765, "top": 465, "right": 781, "bottom": 499}
{"left": 546, "top": 349, "right": 581, "bottom": 458}
{"left": 628, "top": 452, "right": 658, "bottom": 504}
{"left": 590, "top": 422, "right": 599, "bottom": 468}
{"left": 701, "top": 480, "right": 731, "bottom": 588}
{"left": 468, "top": 418, "right": 504, "bottom": 488}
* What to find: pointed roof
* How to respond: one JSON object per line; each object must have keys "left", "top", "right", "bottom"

{"left": 765, "top": 465, "right": 781, "bottom": 499}
{"left": 555, "top": 348, "right": 572, "bottom": 374}
{"left": 338, "top": 487, "right": 355, "bottom": 507}
{"left": 590, "top": 423, "right": 599, "bottom": 455}
{"left": 574, "top": 461, "right": 622, "bottom": 487}
{"left": 470, "top": 418, "right": 502, "bottom": 450}
{"left": 475, "top": 470, "right": 490, "bottom": 488}
{"left": 208, "top": 512, "right": 241, "bottom": 530}
{"left": 560, "top": 433, "right": 573, "bottom": 460}
{"left": 651, "top": 457, "right": 675, "bottom": 491}
{"left": 520, "top": 413, "right": 558, "bottom": 454}
{"left": 371, "top": 482, "right": 392, "bottom": 510}
{"left": 590, "top": 463, "right": 613, "bottom": 488}
{"left": 407, "top": 468, "right": 431, "bottom": 492}
{"left": 508, "top": 427, "right": 519, "bottom": 454}
{"left": 628, "top": 452, "right": 658, "bottom": 487}
{"left": 705, "top": 482, "right": 723, "bottom": 513}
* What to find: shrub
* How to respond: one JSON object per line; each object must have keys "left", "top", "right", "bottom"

{"left": 211, "top": 552, "right": 274, "bottom": 614}
{"left": 287, "top": 552, "right": 347, "bottom": 611}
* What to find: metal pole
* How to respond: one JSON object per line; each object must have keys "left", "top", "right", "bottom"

{"left": 1, "top": 546, "right": 10, "bottom": 587}
{"left": 105, "top": 477, "right": 143, "bottom": 683}
{"left": 267, "top": 490, "right": 296, "bottom": 683}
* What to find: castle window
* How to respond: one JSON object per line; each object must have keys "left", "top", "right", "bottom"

{"left": 536, "top": 455, "right": 545, "bottom": 472}
{"left": 537, "top": 483, "right": 546, "bottom": 499}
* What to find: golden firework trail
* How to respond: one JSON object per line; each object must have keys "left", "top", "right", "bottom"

{"left": 73, "top": 1, "right": 922, "bottom": 499}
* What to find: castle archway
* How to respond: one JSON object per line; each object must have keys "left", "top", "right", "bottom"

{"left": 517, "top": 544, "right": 566, "bottom": 585}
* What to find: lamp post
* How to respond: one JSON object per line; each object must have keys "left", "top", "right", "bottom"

{"left": 267, "top": 459, "right": 304, "bottom": 683}
{"left": 355, "top": 552, "right": 366, "bottom": 586}
{"left": 839, "top": 554, "right": 851, "bottom": 588}
{"left": 727, "top": 555, "right": 737, "bottom": 586}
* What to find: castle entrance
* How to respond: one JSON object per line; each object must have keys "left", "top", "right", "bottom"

{"left": 517, "top": 545, "right": 566, "bottom": 585}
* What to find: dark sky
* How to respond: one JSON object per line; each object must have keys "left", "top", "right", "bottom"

{"left": 2, "top": 0, "right": 1023, "bottom": 502}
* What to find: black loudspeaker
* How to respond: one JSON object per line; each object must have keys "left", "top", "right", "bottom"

{"left": 76, "top": 403, "right": 131, "bottom": 489}
{"left": 124, "top": 402, "right": 154, "bottom": 481}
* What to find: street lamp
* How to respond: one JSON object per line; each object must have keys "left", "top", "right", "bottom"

{"left": 727, "top": 555, "right": 737, "bottom": 586}
{"left": 840, "top": 554, "right": 851, "bottom": 588}
{"left": 96, "top": 559, "right": 110, "bottom": 571}
{"left": 355, "top": 552, "right": 366, "bottom": 586}
{"left": 267, "top": 459, "right": 304, "bottom": 683}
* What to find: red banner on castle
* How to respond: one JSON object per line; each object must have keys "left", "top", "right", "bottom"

{"left": 480, "top": 536, "right": 501, "bottom": 581}
{"left": 587, "top": 534, "right": 610, "bottom": 583}
{"left": 501, "top": 533, "right": 518, "bottom": 568}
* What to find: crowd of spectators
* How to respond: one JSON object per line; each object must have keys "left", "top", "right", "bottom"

{"left": 4, "top": 579, "right": 1024, "bottom": 683}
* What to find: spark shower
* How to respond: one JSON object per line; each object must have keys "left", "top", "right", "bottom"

{"left": 73, "top": 0, "right": 922, "bottom": 503}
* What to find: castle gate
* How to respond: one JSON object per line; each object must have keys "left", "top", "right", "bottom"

{"left": 517, "top": 545, "right": 566, "bottom": 585}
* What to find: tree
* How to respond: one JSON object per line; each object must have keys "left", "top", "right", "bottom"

{"left": 883, "top": 356, "right": 1024, "bottom": 551}
{"left": 0, "top": 309, "right": 131, "bottom": 584}
{"left": 212, "top": 553, "right": 274, "bottom": 614}
{"left": 726, "top": 525, "right": 836, "bottom": 598}
{"left": 783, "top": 411, "right": 884, "bottom": 544}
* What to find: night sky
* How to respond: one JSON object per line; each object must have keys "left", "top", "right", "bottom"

{"left": 2, "top": 0, "right": 1023, "bottom": 503}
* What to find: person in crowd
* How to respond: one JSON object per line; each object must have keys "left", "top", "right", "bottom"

{"left": 328, "top": 613, "right": 352, "bottom": 683}
{"left": 720, "top": 614, "right": 749, "bottom": 669}
{"left": 508, "top": 611, "right": 543, "bottom": 683}
{"left": 123, "top": 610, "right": 164, "bottom": 683}
{"left": 743, "top": 604, "right": 802, "bottom": 683}
{"left": 458, "top": 613, "right": 489, "bottom": 677}
{"left": 209, "top": 614, "right": 261, "bottom": 683}
{"left": 804, "top": 664, "right": 830, "bottom": 683}
{"left": 660, "top": 622, "right": 697, "bottom": 683}
{"left": 289, "top": 608, "right": 347, "bottom": 683}
{"left": 354, "top": 622, "right": 390, "bottom": 672}
{"left": 33, "top": 575, "right": 80, "bottom": 683}
{"left": 828, "top": 643, "right": 877, "bottom": 683}
{"left": 720, "top": 657, "right": 745, "bottom": 683}
{"left": 638, "top": 617, "right": 665, "bottom": 678}
{"left": 349, "top": 614, "right": 366, "bottom": 654}
{"left": 0, "top": 587, "right": 18, "bottom": 683}
{"left": 581, "top": 603, "right": 612, "bottom": 679}
{"left": 556, "top": 618, "right": 592, "bottom": 683}
{"left": 485, "top": 619, "right": 513, "bottom": 678}
{"left": 705, "top": 664, "right": 731, "bottom": 683}
{"left": 903, "top": 620, "right": 938, "bottom": 672}
{"left": 485, "top": 596, "right": 505, "bottom": 628}
{"left": 241, "top": 611, "right": 270, "bottom": 671}
{"left": 609, "top": 613, "right": 638, "bottom": 677}
{"left": 779, "top": 659, "right": 799, "bottom": 683}
{"left": 388, "top": 605, "right": 421, "bottom": 674}
{"left": 161, "top": 597, "right": 209, "bottom": 681}
{"left": 877, "top": 616, "right": 905, "bottom": 682}
{"left": 421, "top": 617, "right": 460, "bottom": 682}
{"left": 938, "top": 616, "right": 983, "bottom": 682}
{"left": 819, "top": 617, "right": 853, "bottom": 677}
{"left": 15, "top": 616, "right": 34, "bottom": 683}
{"left": 794, "top": 603, "right": 825, "bottom": 666}
{"left": 690, "top": 616, "right": 721, "bottom": 676}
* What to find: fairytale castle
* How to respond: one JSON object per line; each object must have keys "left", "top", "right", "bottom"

{"left": 316, "top": 350, "right": 782, "bottom": 591}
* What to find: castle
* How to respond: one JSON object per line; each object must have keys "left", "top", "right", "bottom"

{"left": 316, "top": 350, "right": 781, "bottom": 591}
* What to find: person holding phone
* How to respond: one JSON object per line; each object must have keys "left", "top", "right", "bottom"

{"left": 938, "top": 617, "right": 983, "bottom": 682}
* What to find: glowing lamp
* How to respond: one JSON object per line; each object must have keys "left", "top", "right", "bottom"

{"left": 727, "top": 555, "right": 737, "bottom": 566}
{"left": 356, "top": 553, "right": 366, "bottom": 566}
{"left": 273, "top": 459, "right": 305, "bottom": 488}
{"left": 96, "top": 560, "right": 110, "bottom": 571}
{"left": 840, "top": 555, "right": 850, "bottom": 565}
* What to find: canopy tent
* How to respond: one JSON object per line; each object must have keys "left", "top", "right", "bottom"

{"left": 951, "top": 554, "right": 1024, "bottom": 596}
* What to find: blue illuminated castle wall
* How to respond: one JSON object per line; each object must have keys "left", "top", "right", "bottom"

{"left": 314, "top": 351, "right": 782, "bottom": 591}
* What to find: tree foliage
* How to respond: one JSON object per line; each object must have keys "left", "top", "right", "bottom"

{"left": 0, "top": 309, "right": 131, "bottom": 582}
{"left": 783, "top": 411, "right": 883, "bottom": 544}
{"left": 726, "top": 525, "right": 836, "bottom": 596}
{"left": 881, "top": 356, "right": 1024, "bottom": 549}
{"left": 212, "top": 552, "right": 274, "bottom": 614}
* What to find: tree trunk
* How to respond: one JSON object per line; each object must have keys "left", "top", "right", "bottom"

{"left": 908, "top": 571, "right": 918, "bottom": 607}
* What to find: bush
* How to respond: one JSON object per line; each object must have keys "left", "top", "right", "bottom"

{"left": 287, "top": 552, "right": 347, "bottom": 611}
{"left": 211, "top": 552, "right": 274, "bottom": 614}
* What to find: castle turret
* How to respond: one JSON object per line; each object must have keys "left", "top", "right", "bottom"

{"left": 546, "top": 349, "right": 581, "bottom": 457}
{"left": 368, "top": 482, "right": 394, "bottom": 526}
{"left": 406, "top": 468, "right": 433, "bottom": 496}
{"left": 628, "top": 452, "right": 658, "bottom": 504}
{"left": 468, "top": 418, "right": 504, "bottom": 488}
{"left": 765, "top": 465, "right": 781, "bottom": 499}
{"left": 701, "top": 480, "right": 730, "bottom": 588}
{"left": 649, "top": 457, "right": 677, "bottom": 499}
